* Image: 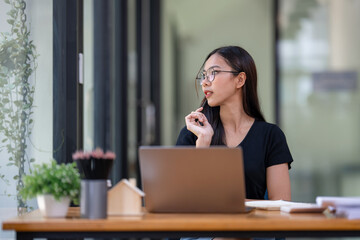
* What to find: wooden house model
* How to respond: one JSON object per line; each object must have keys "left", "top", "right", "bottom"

{"left": 107, "top": 178, "right": 145, "bottom": 215}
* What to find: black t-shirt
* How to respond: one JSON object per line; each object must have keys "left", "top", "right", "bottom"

{"left": 175, "top": 120, "right": 293, "bottom": 200}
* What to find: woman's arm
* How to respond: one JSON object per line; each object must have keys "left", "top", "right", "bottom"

{"left": 266, "top": 163, "right": 291, "bottom": 200}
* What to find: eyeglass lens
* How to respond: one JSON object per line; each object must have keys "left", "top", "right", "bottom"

{"left": 199, "top": 70, "right": 215, "bottom": 85}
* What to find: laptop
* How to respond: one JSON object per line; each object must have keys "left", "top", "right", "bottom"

{"left": 139, "top": 146, "right": 247, "bottom": 213}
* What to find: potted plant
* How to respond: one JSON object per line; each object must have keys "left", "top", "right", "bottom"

{"left": 20, "top": 160, "right": 80, "bottom": 218}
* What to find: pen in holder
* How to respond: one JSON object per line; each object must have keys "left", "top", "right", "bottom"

{"left": 73, "top": 149, "right": 115, "bottom": 219}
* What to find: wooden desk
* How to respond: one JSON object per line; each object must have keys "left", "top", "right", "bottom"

{"left": 3, "top": 207, "right": 360, "bottom": 239}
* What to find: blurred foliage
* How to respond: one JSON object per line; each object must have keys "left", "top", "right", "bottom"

{"left": 0, "top": 0, "right": 38, "bottom": 213}
{"left": 281, "top": 0, "right": 318, "bottom": 39}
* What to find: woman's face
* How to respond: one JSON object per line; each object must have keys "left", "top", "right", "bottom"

{"left": 201, "top": 53, "right": 241, "bottom": 107}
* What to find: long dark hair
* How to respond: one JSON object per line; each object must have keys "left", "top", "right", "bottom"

{"left": 196, "top": 46, "right": 265, "bottom": 145}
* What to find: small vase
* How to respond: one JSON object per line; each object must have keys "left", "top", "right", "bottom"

{"left": 37, "top": 194, "right": 70, "bottom": 218}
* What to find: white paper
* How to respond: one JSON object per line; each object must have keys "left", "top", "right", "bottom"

{"left": 245, "top": 200, "right": 316, "bottom": 211}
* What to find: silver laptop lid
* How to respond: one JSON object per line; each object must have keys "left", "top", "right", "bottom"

{"left": 139, "top": 146, "right": 246, "bottom": 213}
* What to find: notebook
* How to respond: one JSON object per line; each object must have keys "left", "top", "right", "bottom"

{"left": 246, "top": 200, "right": 326, "bottom": 213}
{"left": 139, "top": 146, "right": 247, "bottom": 213}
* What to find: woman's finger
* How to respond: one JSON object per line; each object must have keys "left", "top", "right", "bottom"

{"left": 186, "top": 112, "right": 202, "bottom": 120}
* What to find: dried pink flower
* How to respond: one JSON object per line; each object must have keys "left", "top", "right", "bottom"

{"left": 91, "top": 148, "right": 104, "bottom": 159}
{"left": 104, "top": 151, "right": 116, "bottom": 159}
{"left": 72, "top": 150, "right": 84, "bottom": 160}
{"left": 72, "top": 148, "right": 115, "bottom": 160}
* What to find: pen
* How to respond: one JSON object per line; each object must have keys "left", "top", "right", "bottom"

{"left": 196, "top": 100, "right": 206, "bottom": 126}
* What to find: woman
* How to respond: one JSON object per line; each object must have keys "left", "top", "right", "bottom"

{"left": 176, "top": 46, "right": 293, "bottom": 200}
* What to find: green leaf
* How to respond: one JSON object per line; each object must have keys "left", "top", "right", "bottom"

{"left": 7, "top": 19, "right": 14, "bottom": 25}
{"left": 10, "top": 9, "right": 16, "bottom": 16}
{"left": 14, "top": 100, "right": 22, "bottom": 107}
{"left": 2, "top": 138, "right": 7, "bottom": 143}
{"left": 4, "top": 0, "right": 10, "bottom": 4}
{"left": 30, "top": 158, "right": 35, "bottom": 163}
{"left": 23, "top": 104, "right": 32, "bottom": 109}
{"left": 13, "top": 175, "right": 19, "bottom": 180}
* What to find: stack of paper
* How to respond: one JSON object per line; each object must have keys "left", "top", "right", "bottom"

{"left": 245, "top": 200, "right": 326, "bottom": 213}
{"left": 316, "top": 196, "right": 360, "bottom": 219}
{"left": 335, "top": 207, "right": 360, "bottom": 220}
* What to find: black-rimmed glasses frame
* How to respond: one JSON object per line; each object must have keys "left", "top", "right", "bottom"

{"left": 196, "top": 70, "right": 240, "bottom": 85}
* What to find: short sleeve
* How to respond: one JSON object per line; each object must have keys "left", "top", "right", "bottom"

{"left": 176, "top": 126, "right": 197, "bottom": 146}
{"left": 265, "top": 125, "right": 293, "bottom": 169}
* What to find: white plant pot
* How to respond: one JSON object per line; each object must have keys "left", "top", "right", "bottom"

{"left": 37, "top": 194, "right": 70, "bottom": 218}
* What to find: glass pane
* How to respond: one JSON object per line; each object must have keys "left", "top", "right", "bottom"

{"left": 0, "top": 0, "right": 53, "bottom": 238}
{"left": 83, "top": 0, "right": 138, "bottom": 179}
{"left": 161, "top": 0, "right": 275, "bottom": 144}
{"left": 127, "top": 0, "right": 138, "bottom": 178}
{"left": 83, "top": 0, "right": 94, "bottom": 151}
{"left": 279, "top": 0, "right": 360, "bottom": 202}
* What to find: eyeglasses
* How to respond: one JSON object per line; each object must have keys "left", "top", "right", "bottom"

{"left": 196, "top": 68, "right": 240, "bottom": 86}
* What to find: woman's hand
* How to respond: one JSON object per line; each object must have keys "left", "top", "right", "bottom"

{"left": 185, "top": 107, "right": 214, "bottom": 147}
